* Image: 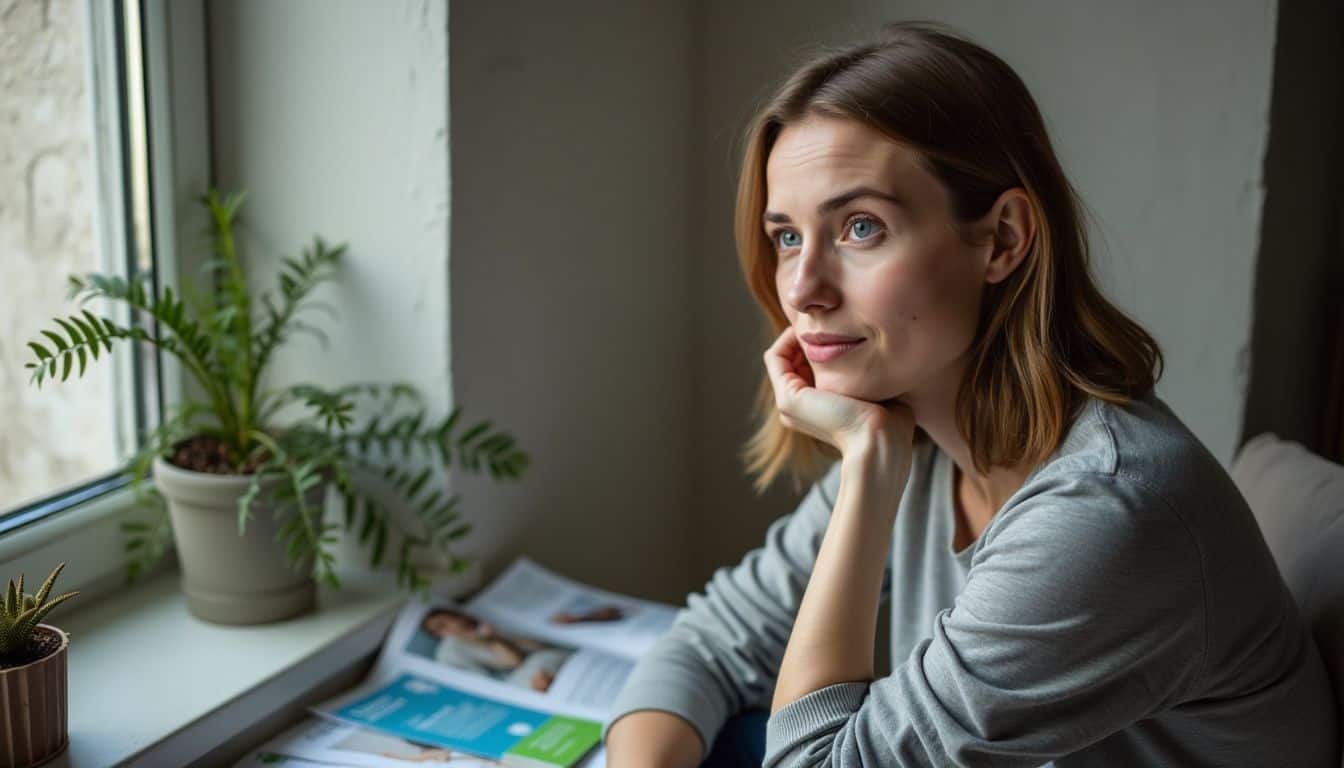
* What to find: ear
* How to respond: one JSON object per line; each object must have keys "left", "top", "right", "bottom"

{"left": 982, "top": 188, "right": 1035, "bottom": 285}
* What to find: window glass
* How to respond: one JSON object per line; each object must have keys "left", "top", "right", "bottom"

{"left": 0, "top": 0, "right": 146, "bottom": 517}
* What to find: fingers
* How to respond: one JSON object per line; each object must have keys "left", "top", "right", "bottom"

{"left": 762, "top": 329, "right": 791, "bottom": 386}
{"left": 764, "top": 326, "right": 828, "bottom": 441}
{"left": 777, "top": 326, "right": 815, "bottom": 386}
{"left": 791, "top": 338, "right": 815, "bottom": 387}
{"left": 763, "top": 325, "right": 796, "bottom": 369}
{"left": 763, "top": 326, "right": 808, "bottom": 398}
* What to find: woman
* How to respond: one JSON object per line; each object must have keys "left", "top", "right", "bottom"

{"left": 602, "top": 21, "right": 1338, "bottom": 768}
{"left": 422, "top": 608, "right": 569, "bottom": 692}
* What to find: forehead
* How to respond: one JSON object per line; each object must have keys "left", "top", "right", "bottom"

{"left": 765, "top": 115, "right": 929, "bottom": 210}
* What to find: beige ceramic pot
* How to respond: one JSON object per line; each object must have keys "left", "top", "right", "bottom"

{"left": 0, "top": 624, "right": 68, "bottom": 768}
{"left": 152, "top": 456, "right": 318, "bottom": 625}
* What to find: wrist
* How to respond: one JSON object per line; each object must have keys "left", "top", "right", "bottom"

{"left": 843, "top": 429, "right": 905, "bottom": 472}
{"left": 842, "top": 435, "right": 911, "bottom": 502}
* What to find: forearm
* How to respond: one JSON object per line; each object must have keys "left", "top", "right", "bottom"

{"left": 772, "top": 439, "right": 904, "bottom": 712}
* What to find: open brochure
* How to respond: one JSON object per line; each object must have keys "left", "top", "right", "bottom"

{"left": 233, "top": 716, "right": 495, "bottom": 767}
{"left": 237, "top": 558, "right": 679, "bottom": 768}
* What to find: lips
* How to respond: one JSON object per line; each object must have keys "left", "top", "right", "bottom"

{"left": 800, "top": 336, "right": 865, "bottom": 363}
{"left": 799, "top": 332, "right": 864, "bottom": 345}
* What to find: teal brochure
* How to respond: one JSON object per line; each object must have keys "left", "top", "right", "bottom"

{"left": 331, "top": 673, "right": 601, "bottom": 768}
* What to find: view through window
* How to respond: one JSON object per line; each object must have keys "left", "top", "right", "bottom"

{"left": 0, "top": 0, "right": 154, "bottom": 527}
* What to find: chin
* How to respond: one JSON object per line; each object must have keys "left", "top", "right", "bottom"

{"left": 813, "top": 374, "right": 872, "bottom": 401}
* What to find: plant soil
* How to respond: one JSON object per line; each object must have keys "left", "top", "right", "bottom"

{"left": 0, "top": 626, "right": 62, "bottom": 670}
{"left": 171, "top": 434, "right": 268, "bottom": 475}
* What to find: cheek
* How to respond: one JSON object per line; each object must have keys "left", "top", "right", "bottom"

{"left": 774, "top": 269, "right": 796, "bottom": 321}
{"left": 864, "top": 253, "right": 976, "bottom": 350}
{"left": 861, "top": 262, "right": 925, "bottom": 334}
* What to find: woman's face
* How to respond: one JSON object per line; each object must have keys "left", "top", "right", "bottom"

{"left": 765, "top": 115, "right": 993, "bottom": 404}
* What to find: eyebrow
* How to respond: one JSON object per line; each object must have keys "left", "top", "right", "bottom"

{"left": 762, "top": 185, "right": 908, "bottom": 224}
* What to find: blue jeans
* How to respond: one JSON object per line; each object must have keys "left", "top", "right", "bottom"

{"left": 700, "top": 708, "right": 769, "bottom": 767}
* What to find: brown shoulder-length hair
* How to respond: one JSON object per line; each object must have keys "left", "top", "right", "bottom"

{"left": 738, "top": 21, "right": 1164, "bottom": 495}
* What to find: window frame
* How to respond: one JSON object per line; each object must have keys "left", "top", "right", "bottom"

{"left": 0, "top": 0, "right": 211, "bottom": 600}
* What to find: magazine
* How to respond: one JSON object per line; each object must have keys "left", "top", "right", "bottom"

{"left": 245, "top": 557, "right": 679, "bottom": 768}
{"left": 233, "top": 716, "right": 496, "bottom": 767}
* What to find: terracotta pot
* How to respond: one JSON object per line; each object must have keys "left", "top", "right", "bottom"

{"left": 0, "top": 625, "right": 69, "bottom": 768}
{"left": 152, "top": 456, "right": 319, "bottom": 625}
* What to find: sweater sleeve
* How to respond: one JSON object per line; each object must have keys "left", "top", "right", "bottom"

{"left": 765, "top": 472, "right": 1206, "bottom": 767}
{"left": 602, "top": 460, "right": 892, "bottom": 758}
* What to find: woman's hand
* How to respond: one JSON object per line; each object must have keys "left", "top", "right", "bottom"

{"left": 765, "top": 331, "right": 916, "bottom": 714}
{"left": 763, "top": 325, "right": 915, "bottom": 458}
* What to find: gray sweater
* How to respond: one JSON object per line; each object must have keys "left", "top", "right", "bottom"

{"left": 603, "top": 392, "right": 1340, "bottom": 766}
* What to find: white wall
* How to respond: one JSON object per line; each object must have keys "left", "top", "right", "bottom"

{"left": 210, "top": 0, "right": 451, "bottom": 407}
{"left": 689, "top": 1, "right": 1279, "bottom": 584}
{"left": 208, "top": 0, "right": 701, "bottom": 601}
{"left": 209, "top": 0, "right": 454, "bottom": 567}
{"left": 450, "top": 1, "right": 695, "bottom": 602}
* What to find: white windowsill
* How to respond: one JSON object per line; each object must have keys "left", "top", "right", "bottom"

{"left": 46, "top": 565, "right": 411, "bottom": 766}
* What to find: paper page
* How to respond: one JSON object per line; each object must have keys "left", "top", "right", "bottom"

{"left": 462, "top": 558, "right": 679, "bottom": 659}
{"left": 363, "top": 597, "right": 634, "bottom": 720}
{"left": 232, "top": 754, "right": 332, "bottom": 768}
{"left": 231, "top": 715, "right": 495, "bottom": 767}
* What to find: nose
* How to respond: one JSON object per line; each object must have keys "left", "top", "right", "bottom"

{"left": 783, "top": 241, "right": 840, "bottom": 314}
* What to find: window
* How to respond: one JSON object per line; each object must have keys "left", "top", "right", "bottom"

{"left": 0, "top": 0, "right": 160, "bottom": 536}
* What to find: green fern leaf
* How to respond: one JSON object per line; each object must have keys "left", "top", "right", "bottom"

{"left": 370, "top": 519, "right": 388, "bottom": 567}
{"left": 54, "top": 317, "right": 83, "bottom": 345}
{"left": 358, "top": 505, "right": 376, "bottom": 545}
{"left": 41, "top": 329, "right": 68, "bottom": 352}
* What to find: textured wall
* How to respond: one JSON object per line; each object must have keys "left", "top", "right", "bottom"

{"left": 0, "top": 0, "right": 118, "bottom": 511}
{"left": 450, "top": 0, "right": 695, "bottom": 603}
{"left": 208, "top": 0, "right": 453, "bottom": 567}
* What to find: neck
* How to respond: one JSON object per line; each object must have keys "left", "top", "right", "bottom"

{"left": 898, "top": 355, "right": 1035, "bottom": 517}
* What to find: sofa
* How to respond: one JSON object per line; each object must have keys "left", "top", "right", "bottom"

{"left": 1230, "top": 433, "right": 1344, "bottom": 765}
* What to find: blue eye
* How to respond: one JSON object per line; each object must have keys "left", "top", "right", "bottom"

{"left": 777, "top": 230, "right": 802, "bottom": 249}
{"left": 848, "top": 217, "right": 881, "bottom": 241}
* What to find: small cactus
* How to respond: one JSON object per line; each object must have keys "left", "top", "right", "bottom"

{"left": 0, "top": 562, "right": 79, "bottom": 660}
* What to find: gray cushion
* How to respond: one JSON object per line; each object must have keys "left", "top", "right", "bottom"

{"left": 1231, "top": 432, "right": 1344, "bottom": 762}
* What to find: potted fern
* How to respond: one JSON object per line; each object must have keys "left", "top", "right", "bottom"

{"left": 22, "top": 190, "right": 527, "bottom": 625}
{"left": 0, "top": 563, "right": 79, "bottom": 768}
